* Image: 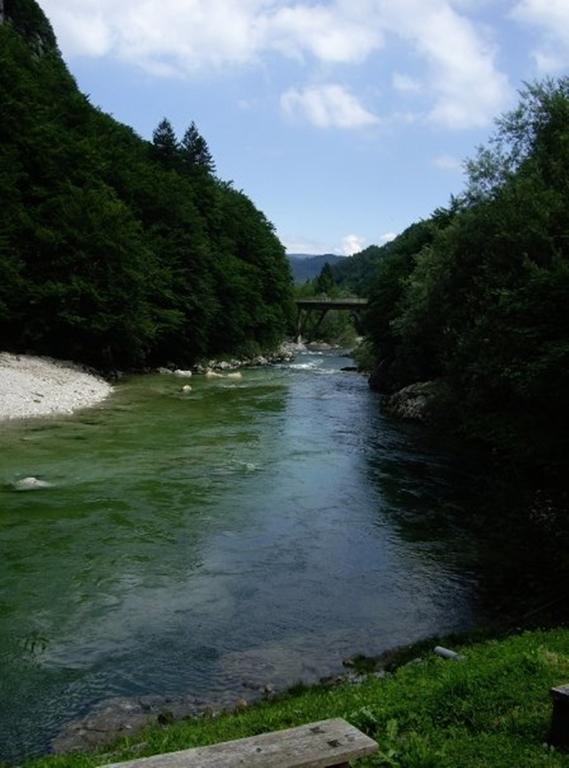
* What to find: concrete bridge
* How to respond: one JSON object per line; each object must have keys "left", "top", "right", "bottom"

{"left": 295, "top": 298, "right": 368, "bottom": 341}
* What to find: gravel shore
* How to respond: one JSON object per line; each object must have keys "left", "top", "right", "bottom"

{"left": 0, "top": 353, "right": 112, "bottom": 420}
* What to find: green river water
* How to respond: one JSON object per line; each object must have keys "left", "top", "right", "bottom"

{"left": 0, "top": 351, "right": 556, "bottom": 760}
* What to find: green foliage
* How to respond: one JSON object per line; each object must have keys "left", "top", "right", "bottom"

{"left": 314, "top": 262, "right": 336, "bottom": 296}
{"left": 181, "top": 121, "right": 216, "bottom": 175}
{"left": 333, "top": 244, "right": 385, "bottom": 295}
{"left": 0, "top": 4, "right": 292, "bottom": 369}
{"left": 151, "top": 118, "right": 180, "bottom": 170}
{"left": 363, "top": 79, "right": 569, "bottom": 468}
{"left": 24, "top": 629, "right": 569, "bottom": 768}
{"left": 293, "top": 268, "right": 359, "bottom": 344}
{"left": 4, "top": 0, "right": 57, "bottom": 51}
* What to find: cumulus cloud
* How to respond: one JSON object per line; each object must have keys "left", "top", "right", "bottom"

{"left": 379, "top": 232, "right": 397, "bottom": 244}
{"left": 39, "top": 0, "right": 382, "bottom": 71}
{"left": 281, "top": 85, "right": 379, "bottom": 129}
{"left": 375, "top": 0, "right": 511, "bottom": 129}
{"left": 39, "top": 0, "right": 511, "bottom": 130}
{"left": 512, "top": 0, "right": 569, "bottom": 73}
{"left": 341, "top": 234, "right": 366, "bottom": 256}
{"left": 283, "top": 236, "right": 334, "bottom": 255}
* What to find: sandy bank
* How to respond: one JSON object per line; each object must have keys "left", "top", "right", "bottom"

{"left": 0, "top": 352, "right": 112, "bottom": 421}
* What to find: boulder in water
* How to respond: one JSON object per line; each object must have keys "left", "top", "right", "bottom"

{"left": 181, "top": 385, "right": 192, "bottom": 393}
{"left": 14, "top": 477, "right": 51, "bottom": 491}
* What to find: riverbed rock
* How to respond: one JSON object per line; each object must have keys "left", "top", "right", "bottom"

{"left": 14, "top": 477, "right": 51, "bottom": 491}
{"left": 173, "top": 369, "right": 192, "bottom": 378}
{"left": 383, "top": 380, "right": 446, "bottom": 422}
{"left": 233, "top": 698, "right": 249, "bottom": 712}
{"left": 192, "top": 341, "right": 300, "bottom": 374}
{"left": 306, "top": 341, "right": 334, "bottom": 351}
{"left": 52, "top": 695, "right": 208, "bottom": 754}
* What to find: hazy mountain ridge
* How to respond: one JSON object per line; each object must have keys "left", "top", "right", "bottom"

{"left": 287, "top": 253, "right": 345, "bottom": 283}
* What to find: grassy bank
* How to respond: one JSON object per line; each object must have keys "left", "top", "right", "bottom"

{"left": 26, "top": 628, "right": 569, "bottom": 768}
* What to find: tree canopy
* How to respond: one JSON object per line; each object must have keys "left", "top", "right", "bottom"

{"left": 0, "top": 1, "right": 293, "bottom": 369}
{"left": 360, "top": 79, "right": 569, "bottom": 469}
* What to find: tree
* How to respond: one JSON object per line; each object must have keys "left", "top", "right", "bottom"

{"left": 181, "top": 121, "right": 215, "bottom": 175}
{"left": 315, "top": 263, "right": 335, "bottom": 296}
{"left": 0, "top": 11, "right": 293, "bottom": 370}
{"left": 152, "top": 118, "right": 179, "bottom": 168}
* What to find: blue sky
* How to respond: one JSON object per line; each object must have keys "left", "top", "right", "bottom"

{"left": 38, "top": 0, "right": 569, "bottom": 255}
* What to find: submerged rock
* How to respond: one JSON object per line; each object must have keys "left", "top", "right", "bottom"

{"left": 14, "top": 477, "right": 51, "bottom": 491}
{"left": 52, "top": 695, "right": 208, "bottom": 754}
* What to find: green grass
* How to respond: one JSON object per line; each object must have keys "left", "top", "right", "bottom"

{"left": 27, "top": 629, "right": 569, "bottom": 768}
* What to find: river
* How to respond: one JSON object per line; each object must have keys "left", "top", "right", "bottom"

{"left": 0, "top": 350, "right": 559, "bottom": 761}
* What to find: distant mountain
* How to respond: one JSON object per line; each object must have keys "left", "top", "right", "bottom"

{"left": 288, "top": 253, "right": 345, "bottom": 283}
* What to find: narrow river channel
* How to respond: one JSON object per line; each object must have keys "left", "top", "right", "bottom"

{"left": 0, "top": 351, "right": 550, "bottom": 760}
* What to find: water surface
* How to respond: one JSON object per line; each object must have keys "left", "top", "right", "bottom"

{"left": 0, "top": 352, "right": 529, "bottom": 759}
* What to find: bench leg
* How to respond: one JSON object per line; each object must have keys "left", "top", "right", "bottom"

{"left": 550, "top": 685, "right": 569, "bottom": 750}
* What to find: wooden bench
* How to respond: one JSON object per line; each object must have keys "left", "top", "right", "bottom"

{"left": 101, "top": 718, "right": 378, "bottom": 768}
{"left": 550, "top": 684, "right": 569, "bottom": 750}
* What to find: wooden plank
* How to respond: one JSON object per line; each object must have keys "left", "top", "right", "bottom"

{"left": 549, "top": 684, "right": 569, "bottom": 750}
{"left": 101, "top": 718, "right": 378, "bottom": 768}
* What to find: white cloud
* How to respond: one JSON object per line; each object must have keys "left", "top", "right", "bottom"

{"left": 512, "top": 0, "right": 569, "bottom": 73}
{"left": 39, "top": 0, "right": 382, "bottom": 72}
{"left": 392, "top": 73, "right": 421, "bottom": 93}
{"left": 281, "top": 85, "right": 379, "bottom": 129}
{"left": 39, "top": 0, "right": 511, "bottom": 130}
{"left": 433, "top": 153, "right": 462, "bottom": 171}
{"left": 269, "top": 5, "right": 382, "bottom": 64}
{"left": 283, "top": 236, "right": 334, "bottom": 255}
{"left": 341, "top": 234, "right": 366, "bottom": 256}
{"left": 375, "top": 0, "right": 511, "bottom": 129}
{"left": 379, "top": 232, "right": 397, "bottom": 244}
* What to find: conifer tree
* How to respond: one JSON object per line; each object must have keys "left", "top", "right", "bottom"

{"left": 315, "top": 263, "right": 335, "bottom": 296}
{"left": 181, "top": 121, "right": 216, "bottom": 174}
{"left": 152, "top": 118, "right": 179, "bottom": 168}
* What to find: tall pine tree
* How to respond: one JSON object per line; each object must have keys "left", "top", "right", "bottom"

{"left": 181, "top": 121, "right": 215, "bottom": 174}
{"left": 152, "top": 118, "right": 179, "bottom": 168}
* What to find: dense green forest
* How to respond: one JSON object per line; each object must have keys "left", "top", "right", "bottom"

{"left": 0, "top": 0, "right": 293, "bottom": 370}
{"left": 351, "top": 80, "right": 569, "bottom": 470}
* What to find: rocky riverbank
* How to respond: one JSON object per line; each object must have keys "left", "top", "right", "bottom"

{"left": 155, "top": 341, "right": 305, "bottom": 378}
{"left": 0, "top": 353, "right": 112, "bottom": 421}
{"left": 52, "top": 667, "right": 380, "bottom": 754}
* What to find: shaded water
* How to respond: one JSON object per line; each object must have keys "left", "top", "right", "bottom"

{"left": 0, "top": 352, "right": 550, "bottom": 760}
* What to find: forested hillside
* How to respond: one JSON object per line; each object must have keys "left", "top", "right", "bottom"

{"left": 0, "top": 0, "right": 293, "bottom": 370}
{"left": 332, "top": 245, "right": 383, "bottom": 295}
{"left": 359, "top": 81, "right": 569, "bottom": 469}
{"left": 288, "top": 253, "right": 344, "bottom": 284}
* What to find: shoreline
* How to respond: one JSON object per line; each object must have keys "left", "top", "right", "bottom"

{"left": 50, "top": 625, "right": 510, "bottom": 756}
{"left": 0, "top": 352, "right": 113, "bottom": 421}
{"left": 34, "top": 625, "right": 569, "bottom": 765}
